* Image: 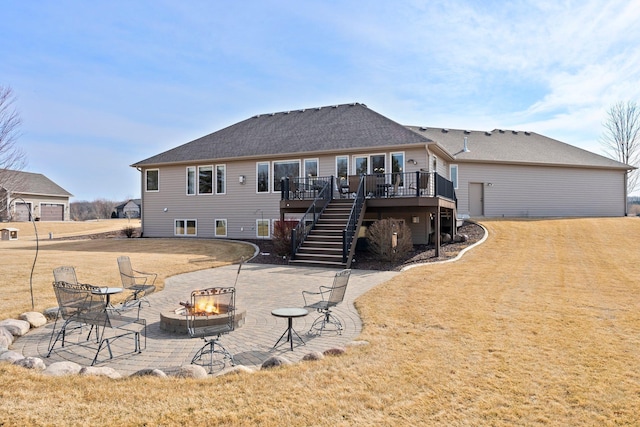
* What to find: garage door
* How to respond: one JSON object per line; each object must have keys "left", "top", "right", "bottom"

{"left": 13, "top": 203, "right": 31, "bottom": 222}
{"left": 40, "top": 204, "right": 64, "bottom": 221}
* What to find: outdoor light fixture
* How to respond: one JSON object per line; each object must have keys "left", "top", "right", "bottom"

{"left": 407, "top": 159, "right": 417, "bottom": 165}
{"left": 239, "top": 175, "right": 246, "bottom": 184}
{"left": 412, "top": 216, "right": 420, "bottom": 223}
{"left": 163, "top": 208, "right": 168, "bottom": 212}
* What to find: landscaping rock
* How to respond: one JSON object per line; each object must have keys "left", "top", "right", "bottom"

{"left": 14, "top": 356, "right": 46, "bottom": 371}
{"left": 0, "top": 319, "right": 30, "bottom": 337}
{"left": 19, "top": 312, "right": 47, "bottom": 328}
{"left": 0, "top": 326, "right": 13, "bottom": 344}
{"left": 43, "top": 307, "right": 59, "bottom": 321}
{"left": 302, "top": 351, "right": 324, "bottom": 361}
{"left": 43, "top": 361, "right": 82, "bottom": 376}
{"left": 453, "top": 233, "right": 469, "bottom": 243}
{"left": 167, "top": 365, "right": 208, "bottom": 379}
{"left": 0, "top": 350, "right": 25, "bottom": 363}
{"left": 130, "top": 368, "right": 167, "bottom": 378}
{"left": 217, "top": 365, "right": 255, "bottom": 376}
{"left": 0, "top": 336, "right": 9, "bottom": 351}
{"left": 260, "top": 355, "right": 292, "bottom": 369}
{"left": 79, "top": 366, "right": 122, "bottom": 379}
{"left": 323, "top": 347, "right": 346, "bottom": 356}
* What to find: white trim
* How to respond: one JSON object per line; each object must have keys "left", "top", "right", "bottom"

{"left": 257, "top": 161, "right": 270, "bottom": 194}
{"left": 186, "top": 166, "right": 196, "bottom": 196}
{"left": 174, "top": 219, "right": 197, "bottom": 236}
{"left": 145, "top": 169, "right": 159, "bottom": 192}
{"left": 216, "top": 164, "right": 226, "bottom": 195}
{"left": 197, "top": 165, "right": 214, "bottom": 195}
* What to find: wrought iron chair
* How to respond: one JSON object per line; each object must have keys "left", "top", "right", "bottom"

{"left": 302, "top": 269, "right": 351, "bottom": 335}
{"left": 186, "top": 286, "right": 236, "bottom": 373}
{"left": 47, "top": 281, "right": 146, "bottom": 365}
{"left": 117, "top": 256, "right": 157, "bottom": 307}
{"left": 53, "top": 266, "right": 79, "bottom": 285}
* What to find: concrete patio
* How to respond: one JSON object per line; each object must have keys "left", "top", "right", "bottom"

{"left": 13, "top": 264, "right": 397, "bottom": 376}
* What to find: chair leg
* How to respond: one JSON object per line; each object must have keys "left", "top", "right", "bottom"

{"left": 191, "top": 337, "right": 235, "bottom": 374}
{"left": 308, "top": 310, "right": 343, "bottom": 336}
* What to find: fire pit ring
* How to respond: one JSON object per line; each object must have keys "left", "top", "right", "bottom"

{"left": 160, "top": 306, "right": 246, "bottom": 334}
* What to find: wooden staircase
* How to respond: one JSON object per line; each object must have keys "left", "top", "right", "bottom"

{"left": 289, "top": 199, "right": 356, "bottom": 268}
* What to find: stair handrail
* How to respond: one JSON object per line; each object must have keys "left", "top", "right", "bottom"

{"left": 290, "top": 177, "right": 333, "bottom": 259}
{"left": 342, "top": 175, "right": 365, "bottom": 263}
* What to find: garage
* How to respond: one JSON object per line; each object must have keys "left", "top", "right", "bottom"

{"left": 13, "top": 203, "right": 32, "bottom": 222}
{"left": 40, "top": 204, "right": 64, "bottom": 221}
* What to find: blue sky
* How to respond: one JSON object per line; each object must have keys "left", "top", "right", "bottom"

{"left": 2, "top": 0, "right": 640, "bottom": 201}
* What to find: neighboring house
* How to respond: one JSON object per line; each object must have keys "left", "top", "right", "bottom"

{"left": 0, "top": 169, "right": 73, "bottom": 221}
{"left": 131, "top": 102, "right": 631, "bottom": 267}
{"left": 113, "top": 199, "right": 141, "bottom": 219}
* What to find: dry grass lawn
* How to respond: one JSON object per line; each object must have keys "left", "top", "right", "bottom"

{"left": 1, "top": 217, "right": 640, "bottom": 426}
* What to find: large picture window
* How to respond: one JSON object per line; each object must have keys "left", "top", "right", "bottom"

{"left": 354, "top": 156, "right": 367, "bottom": 175}
{"left": 198, "top": 166, "right": 213, "bottom": 194}
{"left": 257, "top": 162, "right": 270, "bottom": 193}
{"left": 146, "top": 169, "right": 159, "bottom": 192}
{"left": 186, "top": 167, "right": 196, "bottom": 195}
{"left": 304, "top": 159, "right": 318, "bottom": 178}
{"left": 273, "top": 160, "right": 300, "bottom": 192}
{"left": 175, "top": 219, "right": 197, "bottom": 236}
{"left": 216, "top": 164, "right": 226, "bottom": 194}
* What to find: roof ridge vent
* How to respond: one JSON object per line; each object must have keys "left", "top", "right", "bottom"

{"left": 485, "top": 131, "right": 492, "bottom": 136}
{"left": 316, "top": 107, "right": 322, "bottom": 111}
{"left": 442, "top": 128, "right": 449, "bottom": 133}
{"left": 420, "top": 126, "right": 427, "bottom": 131}
{"left": 524, "top": 131, "right": 531, "bottom": 135}
{"left": 512, "top": 130, "right": 518, "bottom": 134}
{"left": 464, "top": 130, "right": 471, "bottom": 134}
{"left": 499, "top": 129, "right": 505, "bottom": 133}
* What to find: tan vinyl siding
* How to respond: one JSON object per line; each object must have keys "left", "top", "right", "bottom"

{"left": 140, "top": 147, "right": 432, "bottom": 238}
{"left": 456, "top": 163, "right": 626, "bottom": 217}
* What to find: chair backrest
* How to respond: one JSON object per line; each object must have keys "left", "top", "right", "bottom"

{"left": 419, "top": 172, "right": 429, "bottom": 190}
{"left": 187, "top": 286, "right": 236, "bottom": 338}
{"left": 52, "top": 281, "right": 106, "bottom": 324}
{"left": 53, "top": 266, "right": 78, "bottom": 285}
{"left": 117, "top": 256, "right": 136, "bottom": 287}
{"left": 327, "top": 269, "right": 351, "bottom": 306}
{"left": 348, "top": 175, "right": 361, "bottom": 193}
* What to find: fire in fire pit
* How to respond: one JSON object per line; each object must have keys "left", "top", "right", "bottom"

{"left": 160, "top": 301, "right": 245, "bottom": 334}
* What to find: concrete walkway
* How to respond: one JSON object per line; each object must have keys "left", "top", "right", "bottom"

{"left": 14, "top": 264, "right": 398, "bottom": 376}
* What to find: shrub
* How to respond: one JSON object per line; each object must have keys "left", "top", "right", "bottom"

{"left": 272, "top": 220, "right": 299, "bottom": 256}
{"left": 122, "top": 225, "right": 137, "bottom": 238}
{"left": 366, "top": 218, "right": 413, "bottom": 262}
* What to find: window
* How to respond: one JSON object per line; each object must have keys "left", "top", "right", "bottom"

{"left": 175, "top": 219, "right": 197, "bottom": 236}
{"left": 273, "top": 160, "right": 300, "bottom": 192}
{"left": 216, "top": 164, "right": 226, "bottom": 194}
{"left": 198, "top": 166, "right": 213, "bottom": 194}
{"left": 257, "top": 162, "right": 270, "bottom": 193}
{"left": 336, "top": 156, "right": 348, "bottom": 182}
{"left": 256, "top": 219, "right": 270, "bottom": 238}
{"left": 354, "top": 156, "right": 367, "bottom": 175}
{"left": 215, "top": 219, "right": 227, "bottom": 237}
{"left": 450, "top": 164, "right": 458, "bottom": 189}
{"left": 146, "top": 169, "right": 159, "bottom": 192}
{"left": 304, "top": 159, "right": 318, "bottom": 178}
{"left": 186, "top": 167, "right": 196, "bottom": 195}
{"left": 392, "top": 152, "right": 404, "bottom": 186}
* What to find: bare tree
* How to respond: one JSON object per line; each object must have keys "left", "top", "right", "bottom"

{"left": 0, "top": 85, "right": 27, "bottom": 219}
{"left": 600, "top": 100, "right": 640, "bottom": 195}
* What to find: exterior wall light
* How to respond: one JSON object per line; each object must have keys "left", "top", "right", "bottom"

{"left": 239, "top": 175, "right": 246, "bottom": 184}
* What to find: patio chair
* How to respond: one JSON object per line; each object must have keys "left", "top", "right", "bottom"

{"left": 302, "top": 269, "right": 351, "bottom": 335}
{"left": 47, "top": 281, "right": 146, "bottom": 365}
{"left": 117, "top": 256, "right": 157, "bottom": 308}
{"left": 53, "top": 266, "right": 79, "bottom": 285}
{"left": 186, "top": 286, "right": 236, "bottom": 373}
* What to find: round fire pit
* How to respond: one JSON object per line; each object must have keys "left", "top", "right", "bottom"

{"left": 160, "top": 307, "right": 246, "bottom": 334}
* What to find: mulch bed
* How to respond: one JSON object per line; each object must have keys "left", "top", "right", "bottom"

{"left": 247, "top": 221, "right": 485, "bottom": 271}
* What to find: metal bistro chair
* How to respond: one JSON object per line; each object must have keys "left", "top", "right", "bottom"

{"left": 302, "top": 269, "right": 351, "bottom": 335}
{"left": 117, "top": 256, "right": 157, "bottom": 308}
{"left": 47, "top": 281, "right": 146, "bottom": 366}
{"left": 186, "top": 286, "right": 236, "bottom": 374}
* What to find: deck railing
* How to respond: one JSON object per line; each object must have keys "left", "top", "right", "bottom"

{"left": 288, "top": 177, "right": 333, "bottom": 258}
{"left": 342, "top": 175, "right": 365, "bottom": 263}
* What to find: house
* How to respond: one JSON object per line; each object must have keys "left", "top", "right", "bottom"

{"left": 0, "top": 169, "right": 73, "bottom": 222}
{"left": 113, "top": 199, "right": 141, "bottom": 219}
{"left": 131, "top": 102, "right": 631, "bottom": 267}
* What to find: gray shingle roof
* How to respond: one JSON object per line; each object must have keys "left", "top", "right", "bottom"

{"left": 0, "top": 169, "right": 73, "bottom": 196}
{"left": 132, "top": 103, "right": 432, "bottom": 166}
{"left": 406, "top": 127, "right": 632, "bottom": 170}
